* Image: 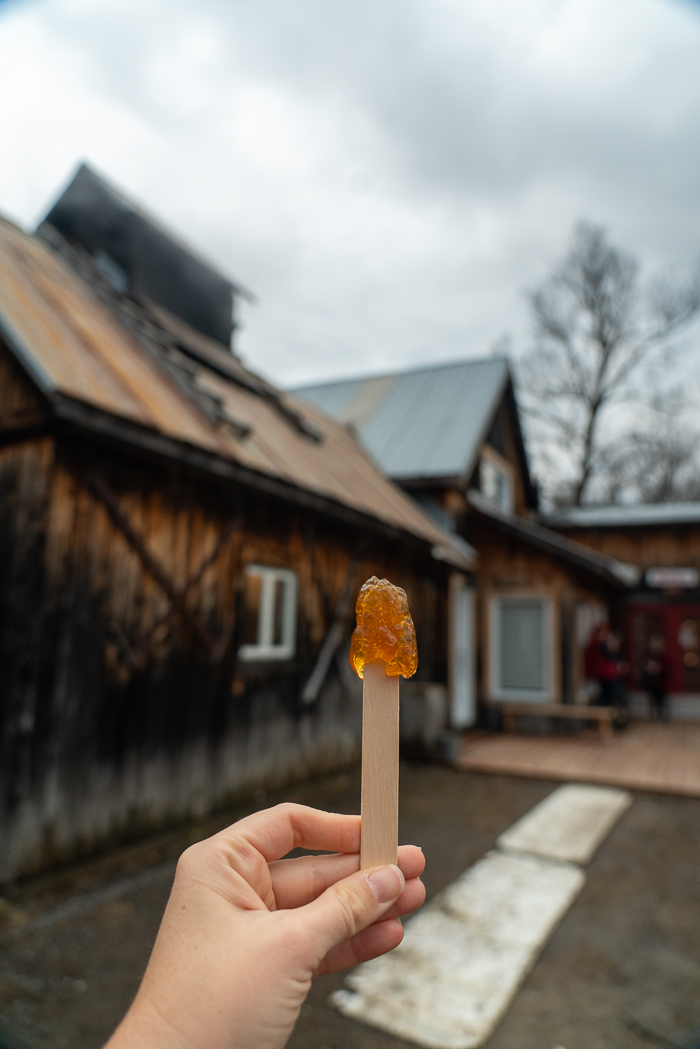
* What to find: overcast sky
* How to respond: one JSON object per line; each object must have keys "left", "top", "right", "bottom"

{"left": 0, "top": 0, "right": 699, "bottom": 386}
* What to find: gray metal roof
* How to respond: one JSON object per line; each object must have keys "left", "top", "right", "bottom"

{"left": 293, "top": 357, "right": 510, "bottom": 481}
{"left": 547, "top": 502, "right": 700, "bottom": 529}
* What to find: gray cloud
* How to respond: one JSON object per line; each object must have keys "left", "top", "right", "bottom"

{"left": 0, "top": 0, "right": 699, "bottom": 385}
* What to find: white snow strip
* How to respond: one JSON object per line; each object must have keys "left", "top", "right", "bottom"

{"left": 331, "top": 783, "right": 633, "bottom": 1048}
{"left": 497, "top": 783, "right": 632, "bottom": 865}
{"left": 332, "top": 850, "right": 584, "bottom": 1049}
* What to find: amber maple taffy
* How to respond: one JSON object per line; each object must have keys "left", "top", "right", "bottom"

{"left": 349, "top": 576, "right": 418, "bottom": 868}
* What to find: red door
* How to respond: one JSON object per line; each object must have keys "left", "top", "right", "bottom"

{"left": 626, "top": 603, "right": 700, "bottom": 693}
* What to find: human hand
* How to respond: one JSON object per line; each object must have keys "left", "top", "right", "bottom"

{"left": 105, "top": 803, "right": 425, "bottom": 1049}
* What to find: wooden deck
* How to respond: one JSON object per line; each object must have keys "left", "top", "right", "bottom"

{"left": 458, "top": 721, "right": 700, "bottom": 798}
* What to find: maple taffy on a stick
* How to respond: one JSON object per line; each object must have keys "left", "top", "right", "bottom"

{"left": 349, "top": 576, "right": 418, "bottom": 868}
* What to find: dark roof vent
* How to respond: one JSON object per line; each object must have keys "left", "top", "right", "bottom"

{"left": 41, "top": 163, "right": 251, "bottom": 349}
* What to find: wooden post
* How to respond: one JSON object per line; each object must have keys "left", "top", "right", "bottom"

{"left": 361, "top": 659, "right": 400, "bottom": 868}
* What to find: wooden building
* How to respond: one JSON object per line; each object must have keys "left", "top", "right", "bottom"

{"left": 548, "top": 504, "right": 700, "bottom": 719}
{"left": 0, "top": 167, "right": 471, "bottom": 881}
{"left": 296, "top": 361, "right": 637, "bottom": 723}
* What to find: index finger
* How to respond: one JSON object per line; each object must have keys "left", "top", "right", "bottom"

{"left": 223, "top": 803, "right": 361, "bottom": 862}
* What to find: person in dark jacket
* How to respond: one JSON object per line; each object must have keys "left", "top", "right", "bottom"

{"left": 584, "top": 623, "right": 609, "bottom": 697}
{"left": 600, "top": 631, "right": 627, "bottom": 708}
{"left": 641, "top": 634, "right": 671, "bottom": 721}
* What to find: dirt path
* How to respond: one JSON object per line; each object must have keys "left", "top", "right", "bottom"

{"left": 1, "top": 765, "right": 699, "bottom": 1049}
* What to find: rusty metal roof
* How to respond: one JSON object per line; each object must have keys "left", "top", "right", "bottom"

{"left": 0, "top": 215, "right": 474, "bottom": 568}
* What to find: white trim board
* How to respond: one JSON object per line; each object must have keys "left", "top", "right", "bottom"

{"left": 332, "top": 783, "right": 632, "bottom": 1049}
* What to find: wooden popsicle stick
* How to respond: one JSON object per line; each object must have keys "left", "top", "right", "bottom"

{"left": 360, "top": 659, "right": 400, "bottom": 869}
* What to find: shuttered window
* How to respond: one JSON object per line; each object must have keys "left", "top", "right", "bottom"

{"left": 491, "top": 596, "right": 551, "bottom": 699}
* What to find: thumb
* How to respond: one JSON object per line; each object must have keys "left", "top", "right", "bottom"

{"left": 293, "top": 864, "right": 405, "bottom": 963}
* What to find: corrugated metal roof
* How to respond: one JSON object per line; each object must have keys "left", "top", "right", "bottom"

{"left": 547, "top": 503, "right": 700, "bottom": 528}
{"left": 293, "top": 357, "right": 510, "bottom": 481}
{"left": 0, "top": 218, "right": 221, "bottom": 449}
{"left": 0, "top": 215, "right": 473, "bottom": 566}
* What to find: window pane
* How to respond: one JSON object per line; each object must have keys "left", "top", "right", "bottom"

{"left": 482, "top": 458, "right": 513, "bottom": 513}
{"left": 499, "top": 600, "right": 545, "bottom": 691}
{"left": 500, "top": 472, "right": 513, "bottom": 513}
{"left": 239, "top": 566, "right": 297, "bottom": 660}
{"left": 242, "top": 573, "right": 263, "bottom": 646}
{"left": 272, "top": 578, "right": 286, "bottom": 646}
{"left": 481, "top": 459, "right": 496, "bottom": 501}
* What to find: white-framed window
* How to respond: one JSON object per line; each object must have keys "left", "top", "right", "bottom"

{"left": 239, "top": 565, "right": 297, "bottom": 661}
{"left": 481, "top": 456, "right": 514, "bottom": 513}
{"left": 489, "top": 595, "right": 553, "bottom": 701}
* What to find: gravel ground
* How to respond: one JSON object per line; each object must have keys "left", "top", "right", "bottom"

{"left": 0, "top": 764, "right": 699, "bottom": 1049}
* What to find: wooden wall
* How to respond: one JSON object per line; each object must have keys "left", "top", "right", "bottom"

{"left": 0, "top": 367, "right": 448, "bottom": 880}
{"left": 555, "top": 525, "right": 700, "bottom": 572}
{"left": 467, "top": 519, "right": 618, "bottom": 704}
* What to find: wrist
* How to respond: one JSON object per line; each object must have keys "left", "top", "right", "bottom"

{"left": 105, "top": 993, "right": 187, "bottom": 1049}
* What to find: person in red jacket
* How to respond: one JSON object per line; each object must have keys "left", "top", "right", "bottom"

{"left": 585, "top": 624, "right": 626, "bottom": 707}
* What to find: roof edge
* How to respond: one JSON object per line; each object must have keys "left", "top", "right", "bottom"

{"left": 0, "top": 308, "right": 57, "bottom": 396}
{"left": 431, "top": 533, "right": 477, "bottom": 572}
{"left": 467, "top": 490, "right": 640, "bottom": 589}
{"left": 544, "top": 503, "right": 700, "bottom": 529}
{"left": 47, "top": 392, "right": 458, "bottom": 555}
{"left": 290, "top": 354, "right": 511, "bottom": 394}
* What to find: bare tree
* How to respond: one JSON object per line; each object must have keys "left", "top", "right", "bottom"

{"left": 597, "top": 391, "right": 700, "bottom": 504}
{"left": 518, "top": 223, "right": 700, "bottom": 506}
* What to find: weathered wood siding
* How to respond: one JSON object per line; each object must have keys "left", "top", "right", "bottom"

{"left": 558, "top": 524, "right": 700, "bottom": 705}
{"left": 0, "top": 426, "right": 448, "bottom": 881}
{"left": 555, "top": 525, "right": 700, "bottom": 572}
{"left": 0, "top": 348, "right": 47, "bottom": 434}
{"left": 467, "top": 519, "right": 618, "bottom": 704}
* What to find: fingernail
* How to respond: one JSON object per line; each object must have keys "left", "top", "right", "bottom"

{"left": 367, "top": 865, "right": 405, "bottom": 903}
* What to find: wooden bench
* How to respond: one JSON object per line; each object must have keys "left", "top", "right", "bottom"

{"left": 497, "top": 702, "right": 624, "bottom": 741}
